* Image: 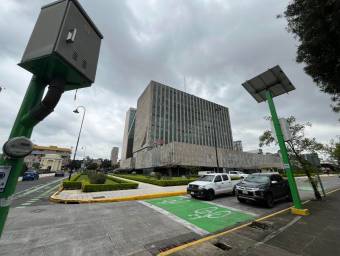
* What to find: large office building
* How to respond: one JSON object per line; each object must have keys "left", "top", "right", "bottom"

{"left": 110, "top": 147, "right": 119, "bottom": 165}
{"left": 121, "top": 108, "right": 136, "bottom": 159}
{"left": 121, "top": 81, "right": 282, "bottom": 171}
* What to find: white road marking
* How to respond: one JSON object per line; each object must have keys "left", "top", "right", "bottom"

{"left": 21, "top": 203, "right": 32, "bottom": 206}
{"left": 138, "top": 201, "right": 209, "bottom": 236}
{"left": 15, "top": 206, "right": 26, "bottom": 209}
{"left": 13, "top": 178, "right": 63, "bottom": 199}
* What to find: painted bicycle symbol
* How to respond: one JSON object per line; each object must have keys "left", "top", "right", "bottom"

{"left": 188, "top": 207, "right": 231, "bottom": 220}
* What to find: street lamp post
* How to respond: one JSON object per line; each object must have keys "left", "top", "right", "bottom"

{"left": 212, "top": 107, "right": 221, "bottom": 172}
{"left": 69, "top": 106, "right": 86, "bottom": 180}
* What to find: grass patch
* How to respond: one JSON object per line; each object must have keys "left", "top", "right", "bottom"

{"left": 114, "top": 174, "right": 197, "bottom": 186}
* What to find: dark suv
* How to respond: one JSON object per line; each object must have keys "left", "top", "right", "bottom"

{"left": 235, "top": 173, "right": 291, "bottom": 208}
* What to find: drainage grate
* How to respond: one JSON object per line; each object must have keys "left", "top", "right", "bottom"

{"left": 249, "top": 221, "right": 271, "bottom": 230}
{"left": 93, "top": 196, "right": 106, "bottom": 199}
{"left": 213, "top": 242, "right": 232, "bottom": 251}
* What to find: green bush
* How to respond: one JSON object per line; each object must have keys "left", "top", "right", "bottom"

{"left": 70, "top": 173, "right": 82, "bottom": 181}
{"left": 88, "top": 172, "right": 106, "bottom": 184}
{"left": 114, "top": 175, "right": 196, "bottom": 186}
{"left": 82, "top": 182, "right": 138, "bottom": 192}
{"left": 62, "top": 181, "right": 82, "bottom": 189}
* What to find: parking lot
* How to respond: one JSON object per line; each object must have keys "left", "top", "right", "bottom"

{"left": 1, "top": 175, "right": 339, "bottom": 256}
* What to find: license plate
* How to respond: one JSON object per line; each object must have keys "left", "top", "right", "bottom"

{"left": 190, "top": 192, "right": 194, "bottom": 195}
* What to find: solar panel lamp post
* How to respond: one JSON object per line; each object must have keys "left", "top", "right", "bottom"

{"left": 242, "top": 65, "right": 309, "bottom": 216}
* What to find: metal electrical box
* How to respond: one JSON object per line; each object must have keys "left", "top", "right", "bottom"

{"left": 19, "top": 0, "right": 103, "bottom": 91}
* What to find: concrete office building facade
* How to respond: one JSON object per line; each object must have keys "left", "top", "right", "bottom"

{"left": 121, "top": 108, "right": 136, "bottom": 160}
{"left": 121, "top": 81, "right": 283, "bottom": 171}
{"left": 132, "top": 80, "right": 233, "bottom": 153}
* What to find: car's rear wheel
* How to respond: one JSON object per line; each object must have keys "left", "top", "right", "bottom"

{"left": 206, "top": 190, "right": 215, "bottom": 201}
{"left": 237, "top": 197, "right": 246, "bottom": 203}
{"left": 287, "top": 192, "right": 293, "bottom": 202}
{"left": 265, "top": 193, "right": 274, "bottom": 208}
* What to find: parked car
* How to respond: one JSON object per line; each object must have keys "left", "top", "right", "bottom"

{"left": 22, "top": 170, "right": 39, "bottom": 181}
{"left": 54, "top": 171, "right": 65, "bottom": 177}
{"left": 187, "top": 173, "right": 239, "bottom": 200}
{"left": 226, "top": 170, "right": 248, "bottom": 179}
{"left": 235, "top": 173, "right": 291, "bottom": 208}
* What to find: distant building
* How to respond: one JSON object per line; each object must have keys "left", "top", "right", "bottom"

{"left": 303, "top": 153, "right": 321, "bottom": 167}
{"left": 233, "top": 141, "right": 243, "bottom": 151}
{"left": 40, "top": 154, "right": 63, "bottom": 172}
{"left": 245, "top": 149, "right": 263, "bottom": 155}
{"left": 111, "top": 147, "right": 119, "bottom": 165}
{"left": 121, "top": 108, "right": 137, "bottom": 160}
{"left": 24, "top": 145, "right": 71, "bottom": 169}
{"left": 121, "top": 81, "right": 283, "bottom": 172}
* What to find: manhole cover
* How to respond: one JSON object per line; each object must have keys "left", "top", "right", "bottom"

{"left": 249, "top": 221, "right": 272, "bottom": 230}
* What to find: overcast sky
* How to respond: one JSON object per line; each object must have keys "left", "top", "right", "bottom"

{"left": 0, "top": 0, "right": 339, "bottom": 160}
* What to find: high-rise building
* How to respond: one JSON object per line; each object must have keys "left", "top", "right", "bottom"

{"left": 121, "top": 108, "right": 136, "bottom": 159}
{"left": 233, "top": 141, "right": 243, "bottom": 151}
{"left": 110, "top": 147, "right": 119, "bottom": 165}
{"left": 120, "top": 81, "right": 283, "bottom": 171}
{"left": 133, "top": 81, "right": 233, "bottom": 153}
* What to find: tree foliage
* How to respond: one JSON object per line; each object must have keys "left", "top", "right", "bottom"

{"left": 283, "top": 0, "right": 340, "bottom": 114}
{"left": 259, "top": 116, "right": 324, "bottom": 199}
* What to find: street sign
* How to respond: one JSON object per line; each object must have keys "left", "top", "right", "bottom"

{"left": 0, "top": 166, "right": 11, "bottom": 192}
{"left": 2, "top": 137, "right": 33, "bottom": 158}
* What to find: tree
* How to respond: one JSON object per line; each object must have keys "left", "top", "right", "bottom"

{"left": 282, "top": 0, "right": 340, "bottom": 115}
{"left": 259, "top": 116, "right": 324, "bottom": 199}
{"left": 326, "top": 138, "right": 340, "bottom": 166}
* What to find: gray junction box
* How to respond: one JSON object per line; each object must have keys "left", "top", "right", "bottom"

{"left": 19, "top": 0, "right": 103, "bottom": 90}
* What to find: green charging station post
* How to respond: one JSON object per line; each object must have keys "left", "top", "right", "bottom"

{"left": 0, "top": 0, "right": 103, "bottom": 237}
{"left": 242, "top": 65, "right": 309, "bottom": 216}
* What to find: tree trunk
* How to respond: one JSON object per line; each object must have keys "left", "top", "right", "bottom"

{"left": 288, "top": 143, "right": 322, "bottom": 200}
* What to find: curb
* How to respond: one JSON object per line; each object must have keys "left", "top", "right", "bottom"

{"left": 49, "top": 189, "right": 187, "bottom": 204}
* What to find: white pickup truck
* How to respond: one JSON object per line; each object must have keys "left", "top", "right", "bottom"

{"left": 187, "top": 173, "right": 241, "bottom": 200}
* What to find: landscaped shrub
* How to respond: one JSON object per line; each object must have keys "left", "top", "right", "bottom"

{"left": 70, "top": 173, "right": 82, "bottom": 181}
{"left": 82, "top": 182, "right": 138, "bottom": 192}
{"left": 62, "top": 181, "right": 82, "bottom": 189}
{"left": 88, "top": 172, "right": 106, "bottom": 184}
{"left": 114, "top": 175, "right": 196, "bottom": 186}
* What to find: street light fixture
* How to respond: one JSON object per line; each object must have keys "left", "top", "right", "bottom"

{"left": 242, "top": 65, "right": 308, "bottom": 216}
{"left": 69, "top": 105, "right": 86, "bottom": 180}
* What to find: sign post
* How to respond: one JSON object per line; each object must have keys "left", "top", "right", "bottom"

{"left": 0, "top": 0, "right": 103, "bottom": 237}
{"left": 242, "top": 65, "right": 309, "bottom": 216}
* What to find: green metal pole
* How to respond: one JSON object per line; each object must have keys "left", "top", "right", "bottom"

{"left": 0, "top": 75, "right": 46, "bottom": 237}
{"left": 265, "top": 90, "right": 303, "bottom": 209}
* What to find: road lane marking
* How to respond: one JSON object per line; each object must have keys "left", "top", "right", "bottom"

{"left": 13, "top": 178, "right": 63, "bottom": 199}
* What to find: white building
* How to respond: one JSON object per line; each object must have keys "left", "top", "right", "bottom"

{"left": 111, "top": 147, "right": 119, "bottom": 165}
{"left": 40, "top": 154, "right": 63, "bottom": 172}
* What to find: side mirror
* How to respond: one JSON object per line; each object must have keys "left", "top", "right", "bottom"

{"left": 271, "top": 180, "right": 278, "bottom": 184}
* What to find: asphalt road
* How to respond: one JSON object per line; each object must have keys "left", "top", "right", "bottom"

{"left": 0, "top": 175, "right": 339, "bottom": 256}
{"left": 11, "top": 175, "right": 65, "bottom": 208}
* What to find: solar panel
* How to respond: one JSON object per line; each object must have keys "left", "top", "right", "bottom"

{"left": 242, "top": 65, "right": 295, "bottom": 103}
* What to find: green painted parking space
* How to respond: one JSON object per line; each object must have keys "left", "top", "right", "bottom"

{"left": 145, "top": 196, "right": 254, "bottom": 233}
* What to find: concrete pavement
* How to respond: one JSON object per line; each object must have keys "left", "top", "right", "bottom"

{"left": 51, "top": 176, "right": 187, "bottom": 203}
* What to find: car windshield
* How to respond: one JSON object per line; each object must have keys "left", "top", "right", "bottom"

{"left": 244, "top": 175, "right": 270, "bottom": 183}
{"left": 198, "top": 175, "right": 215, "bottom": 182}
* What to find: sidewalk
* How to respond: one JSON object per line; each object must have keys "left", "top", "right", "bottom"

{"left": 164, "top": 188, "right": 340, "bottom": 256}
{"left": 51, "top": 176, "right": 187, "bottom": 203}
